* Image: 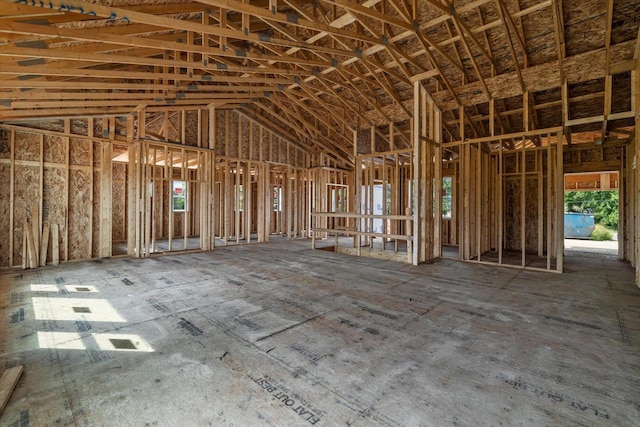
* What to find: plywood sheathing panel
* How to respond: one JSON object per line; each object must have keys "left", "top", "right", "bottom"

{"left": 525, "top": 177, "right": 539, "bottom": 253}
{"left": 93, "top": 119, "right": 104, "bottom": 139}
{"left": 504, "top": 176, "right": 521, "bottom": 252}
{"left": 162, "top": 174, "right": 171, "bottom": 240}
{"left": 171, "top": 164, "right": 182, "bottom": 180}
{"left": 69, "top": 138, "right": 91, "bottom": 166}
{"left": 43, "top": 167, "right": 66, "bottom": 263}
{"left": 14, "top": 132, "right": 39, "bottom": 162}
{"left": 611, "top": 0, "right": 640, "bottom": 44}
{"left": 152, "top": 165, "right": 164, "bottom": 242}
{"left": 114, "top": 118, "right": 128, "bottom": 140}
{"left": 569, "top": 79, "right": 605, "bottom": 121}
{"left": 261, "top": 130, "right": 269, "bottom": 162}
{"left": 297, "top": 149, "right": 303, "bottom": 169}
{"left": 13, "top": 165, "right": 39, "bottom": 266}
{"left": 112, "top": 160, "right": 128, "bottom": 243}
{"left": 535, "top": 92, "right": 563, "bottom": 129}
{"left": 603, "top": 147, "right": 622, "bottom": 162}
{"left": 583, "top": 149, "right": 603, "bottom": 163}
{"left": 563, "top": 0, "right": 607, "bottom": 58}
{"left": 70, "top": 119, "right": 88, "bottom": 137}
{"left": 68, "top": 169, "right": 91, "bottom": 260}
{"left": 364, "top": 40, "right": 636, "bottom": 128}
{"left": 215, "top": 111, "right": 226, "bottom": 156}
{"left": 251, "top": 123, "right": 260, "bottom": 162}
{"left": 520, "top": 9, "right": 557, "bottom": 66}
{"left": 92, "top": 170, "right": 101, "bottom": 258}
{"left": 0, "top": 130, "right": 9, "bottom": 160}
{"left": 612, "top": 72, "right": 632, "bottom": 114}
{"left": 174, "top": 211, "right": 184, "bottom": 239}
{"left": 43, "top": 135, "right": 66, "bottom": 164}
{"left": 185, "top": 111, "right": 198, "bottom": 146}
{"left": 279, "top": 140, "right": 286, "bottom": 164}
{"left": 240, "top": 116, "right": 250, "bottom": 159}
{"left": 168, "top": 113, "right": 181, "bottom": 143}
{"left": 228, "top": 113, "right": 239, "bottom": 158}
{"left": 0, "top": 163, "right": 10, "bottom": 266}
{"left": 271, "top": 137, "right": 279, "bottom": 163}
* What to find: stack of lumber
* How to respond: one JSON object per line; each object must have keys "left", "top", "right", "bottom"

{"left": 22, "top": 205, "right": 58, "bottom": 269}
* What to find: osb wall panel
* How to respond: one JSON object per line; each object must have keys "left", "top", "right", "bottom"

{"left": 68, "top": 169, "right": 91, "bottom": 260}
{"left": 251, "top": 123, "right": 260, "bottom": 161}
{"left": 504, "top": 177, "right": 521, "bottom": 251}
{"left": 504, "top": 176, "right": 540, "bottom": 252}
{"left": 153, "top": 169, "right": 166, "bottom": 239}
{"left": 70, "top": 138, "right": 91, "bottom": 166}
{"left": 115, "top": 118, "right": 128, "bottom": 139}
{"left": 215, "top": 111, "right": 226, "bottom": 156}
{"left": 15, "top": 132, "right": 40, "bottom": 161}
{"left": 112, "top": 162, "right": 127, "bottom": 181}
{"left": 272, "top": 137, "right": 279, "bottom": 162}
{"left": 112, "top": 178, "right": 127, "bottom": 242}
{"left": 603, "top": 147, "right": 622, "bottom": 161}
{"left": 356, "top": 130, "right": 372, "bottom": 155}
{"left": 525, "top": 177, "right": 539, "bottom": 253}
{"left": 212, "top": 113, "right": 304, "bottom": 166}
{"left": 168, "top": 113, "right": 181, "bottom": 143}
{"left": 542, "top": 177, "right": 549, "bottom": 252}
{"left": 185, "top": 111, "right": 198, "bottom": 146}
{"left": 582, "top": 148, "right": 603, "bottom": 163}
{"left": 172, "top": 166, "right": 182, "bottom": 180}
{"left": 152, "top": 179, "right": 163, "bottom": 239}
{"left": 92, "top": 171, "right": 101, "bottom": 257}
{"left": 262, "top": 132, "right": 270, "bottom": 161}
{"left": 173, "top": 213, "right": 184, "bottom": 237}
{"left": 94, "top": 120, "right": 104, "bottom": 138}
{"left": 43, "top": 167, "right": 66, "bottom": 261}
{"left": 504, "top": 154, "right": 517, "bottom": 174}
{"left": 163, "top": 181, "right": 170, "bottom": 239}
{"left": 279, "top": 140, "right": 286, "bottom": 164}
{"left": 13, "top": 165, "right": 40, "bottom": 265}
{"left": 565, "top": 146, "right": 623, "bottom": 165}
{"left": 0, "top": 129, "right": 10, "bottom": 160}
{"left": 44, "top": 135, "right": 66, "bottom": 164}
{"left": 526, "top": 152, "right": 537, "bottom": 172}
{"left": 240, "top": 116, "right": 250, "bottom": 159}
{"left": 70, "top": 119, "right": 88, "bottom": 136}
{"left": 0, "top": 164, "right": 10, "bottom": 266}
{"left": 228, "top": 112, "right": 239, "bottom": 158}
{"left": 112, "top": 161, "right": 126, "bottom": 243}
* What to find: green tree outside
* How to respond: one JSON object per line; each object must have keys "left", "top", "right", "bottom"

{"left": 564, "top": 190, "right": 618, "bottom": 229}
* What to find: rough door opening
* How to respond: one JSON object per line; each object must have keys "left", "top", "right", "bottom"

{"left": 564, "top": 171, "right": 619, "bottom": 257}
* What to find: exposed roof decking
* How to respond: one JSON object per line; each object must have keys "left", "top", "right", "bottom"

{"left": 0, "top": 0, "right": 638, "bottom": 157}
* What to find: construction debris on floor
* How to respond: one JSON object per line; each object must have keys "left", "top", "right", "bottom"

{"left": 1, "top": 241, "right": 639, "bottom": 426}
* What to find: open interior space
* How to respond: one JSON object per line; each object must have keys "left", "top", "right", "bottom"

{"left": 2, "top": 241, "right": 639, "bottom": 426}
{"left": 1, "top": 0, "right": 640, "bottom": 425}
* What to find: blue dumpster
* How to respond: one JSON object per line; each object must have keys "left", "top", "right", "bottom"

{"left": 564, "top": 213, "right": 595, "bottom": 238}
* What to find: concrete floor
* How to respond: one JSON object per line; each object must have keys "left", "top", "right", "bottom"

{"left": 1, "top": 241, "right": 639, "bottom": 426}
{"left": 565, "top": 238, "right": 619, "bottom": 257}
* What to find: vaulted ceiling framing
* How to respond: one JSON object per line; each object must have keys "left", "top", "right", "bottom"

{"left": 1, "top": 0, "right": 638, "bottom": 163}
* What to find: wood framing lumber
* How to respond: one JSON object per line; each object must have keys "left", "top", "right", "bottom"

{"left": 40, "top": 224, "right": 50, "bottom": 267}
{"left": 0, "top": 366, "right": 23, "bottom": 416}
